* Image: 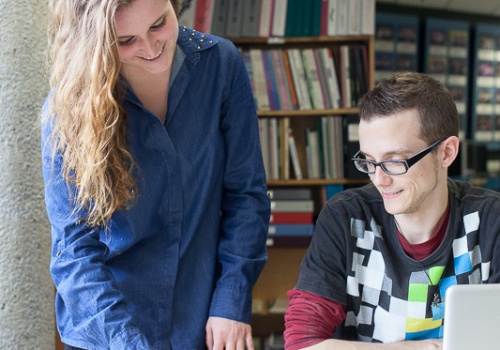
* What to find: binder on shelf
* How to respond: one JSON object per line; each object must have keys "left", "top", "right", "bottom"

{"left": 241, "top": 0, "right": 262, "bottom": 37}
{"left": 375, "top": 12, "right": 419, "bottom": 83}
{"left": 225, "top": 0, "right": 243, "bottom": 37}
{"left": 210, "top": 0, "right": 228, "bottom": 36}
{"left": 471, "top": 23, "right": 500, "bottom": 150}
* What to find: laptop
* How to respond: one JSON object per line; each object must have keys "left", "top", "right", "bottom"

{"left": 443, "top": 284, "right": 500, "bottom": 350}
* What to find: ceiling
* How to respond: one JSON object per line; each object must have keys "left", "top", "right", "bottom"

{"left": 376, "top": 0, "right": 500, "bottom": 17}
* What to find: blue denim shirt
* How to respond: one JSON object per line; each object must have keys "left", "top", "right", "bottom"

{"left": 42, "top": 27, "right": 270, "bottom": 350}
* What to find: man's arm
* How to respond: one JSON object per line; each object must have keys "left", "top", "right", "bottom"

{"left": 284, "top": 289, "right": 443, "bottom": 350}
{"left": 302, "top": 338, "right": 442, "bottom": 350}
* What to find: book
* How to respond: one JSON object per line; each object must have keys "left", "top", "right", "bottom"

{"left": 310, "top": 0, "right": 322, "bottom": 36}
{"left": 288, "top": 128, "right": 303, "bottom": 180}
{"left": 258, "top": 0, "right": 274, "bottom": 37}
{"left": 249, "top": 49, "right": 271, "bottom": 110}
{"left": 305, "top": 128, "right": 321, "bottom": 179}
{"left": 285, "top": 0, "right": 298, "bottom": 37}
{"left": 258, "top": 119, "right": 271, "bottom": 179}
{"left": 320, "top": 0, "right": 329, "bottom": 36}
{"left": 280, "top": 118, "right": 290, "bottom": 180}
{"left": 225, "top": 0, "right": 243, "bottom": 37}
{"left": 347, "top": 0, "right": 360, "bottom": 35}
{"left": 324, "top": 184, "right": 344, "bottom": 201}
{"left": 270, "top": 199, "right": 314, "bottom": 212}
{"left": 261, "top": 50, "right": 281, "bottom": 110}
{"left": 270, "top": 211, "right": 314, "bottom": 224}
{"left": 319, "top": 48, "right": 341, "bottom": 109}
{"left": 271, "top": 0, "right": 288, "bottom": 37}
{"left": 281, "top": 50, "right": 300, "bottom": 110}
{"left": 210, "top": 0, "right": 227, "bottom": 36}
{"left": 271, "top": 50, "right": 293, "bottom": 110}
{"left": 327, "top": 0, "right": 338, "bottom": 36}
{"left": 301, "top": 48, "right": 325, "bottom": 109}
{"left": 287, "top": 49, "right": 313, "bottom": 110}
{"left": 335, "top": 0, "right": 348, "bottom": 36}
{"left": 240, "top": 49, "right": 257, "bottom": 108}
{"left": 313, "top": 48, "right": 332, "bottom": 109}
{"left": 360, "top": 0, "right": 375, "bottom": 35}
{"left": 299, "top": 0, "right": 313, "bottom": 37}
{"left": 267, "top": 188, "right": 312, "bottom": 199}
{"left": 193, "top": 0, "right": 215, "bottom": 33}
{"left": 241, "top": 0, "right": 262, "bottom": 37}
{"left": 339, "top": 45, "right": 352, "bottom": 108}
{"left": 266, "top": 235, "right": 312, "bottom": 247}
{"left": 269, "top": 118, "right": 280, "bottom": 179}
{"left": 268, "top": 223, "right": 314, "bottom": 236}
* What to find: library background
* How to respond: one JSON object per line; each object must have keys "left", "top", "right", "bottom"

{"left": 183, "top": 0, "right": 498, "bottom": 349}
{"left": 56, "top": 1, "right": 500, "bottom": 349}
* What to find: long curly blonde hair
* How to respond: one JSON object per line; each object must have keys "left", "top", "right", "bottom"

{"left": 47, "top": 0, "right": 178, "bottom": 227}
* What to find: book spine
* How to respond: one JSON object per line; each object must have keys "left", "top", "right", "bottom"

{"left": 241, "top": 0, "right": 262, "bottom": 37}
{"left": 288, "top": 127, "right": 303, "bottom": 180}
{"left": 270, "top": 199, "right": 314, "bottom": 212}
{"left": 288, "top": 49, "right": 312, "bottom": 110}
{"left": 249, "top": 49, "right": 271, "bottom": 110}
{"left": 267, "top": 188, "right": 312, "bottom": 200}
{"left": 271, "top": 0, "right": 288, "bottom": 37}
{"left": 301, "top": 48, "right": 325, "bottom": 109}
{"left": 281, "top": 50, "right": 300, "bottom": 110}
{"left": 270, "top": 212, "right": 314, "bottom": 224}
{"left": 261, "top": 50, "right": 281, "bottom": 110}
{"left": 268, "top": 223, "right": 315, "bottom": 236}
{"left": 210, "top": 0, "right": 227, "bottom": 36}
{"left": 258, "top": 0, "right": 274, "bottom": 37}
{"left": 225, "top": 0, "right": 243, "bottom": 37}
{"left": 271, "top": 50, "right": 292, "bottom": 110}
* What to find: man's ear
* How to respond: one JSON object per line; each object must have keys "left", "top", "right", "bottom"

{"left": 441, "top": 136, "right": 460, "bottom": 168}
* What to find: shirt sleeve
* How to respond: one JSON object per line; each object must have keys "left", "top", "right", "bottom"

{"left": 284, "top": 289, "right": 347, "bottom": 350}
{"left": 208, "top": 40, "right": 270, "bottom": 323}
{"left": 41, "top": 113, "right": 150, "bottom": 349}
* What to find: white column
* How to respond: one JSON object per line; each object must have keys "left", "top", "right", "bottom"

{"left": 0, "top": 1, "right": 54, "bottom": 349}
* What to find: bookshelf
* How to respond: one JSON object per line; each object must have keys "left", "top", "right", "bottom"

{"left": 230, "top": 34, "right": 374, "bottom": 344}
{"left": 423, "top": 18, "right": 470, "bottom": 142}
{"left": 374, "top": 12, "right": 420, "bottom": 84}
{"left": 471, "top": 23, "right": 500, "bottom": 151}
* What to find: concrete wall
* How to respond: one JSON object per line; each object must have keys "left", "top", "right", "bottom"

{"left": 0, "top": 1, "right": 54, "bottom": 349}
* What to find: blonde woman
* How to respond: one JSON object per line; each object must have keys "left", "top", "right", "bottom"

{"left": 42, "top": 0, "right": 270, "bottom": 349}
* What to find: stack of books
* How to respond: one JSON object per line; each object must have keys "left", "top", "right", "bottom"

{"left": 267, "top": 188, "right": 314, "bottom": 247}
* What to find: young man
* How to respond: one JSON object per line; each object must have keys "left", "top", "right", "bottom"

{"left": 284, "top": 72, "right": 500, "bottom": 350}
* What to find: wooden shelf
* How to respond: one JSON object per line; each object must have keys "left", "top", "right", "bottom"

{"left": 267, "top": 178, "right": 369, "bottom": 186}
{"left": 257, "top": 107, "right": 360, "bottom": 117}
{"left": 230, "top": 35, "right": 374, "bottom": 46}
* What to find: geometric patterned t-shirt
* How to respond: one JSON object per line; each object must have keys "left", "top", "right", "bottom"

{"left": 295, "top": 179, "right": 500, "bottom": 343}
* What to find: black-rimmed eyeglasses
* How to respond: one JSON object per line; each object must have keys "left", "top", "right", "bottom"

{"left": 351, "top": 139, "right": 444, "bottom": 175}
